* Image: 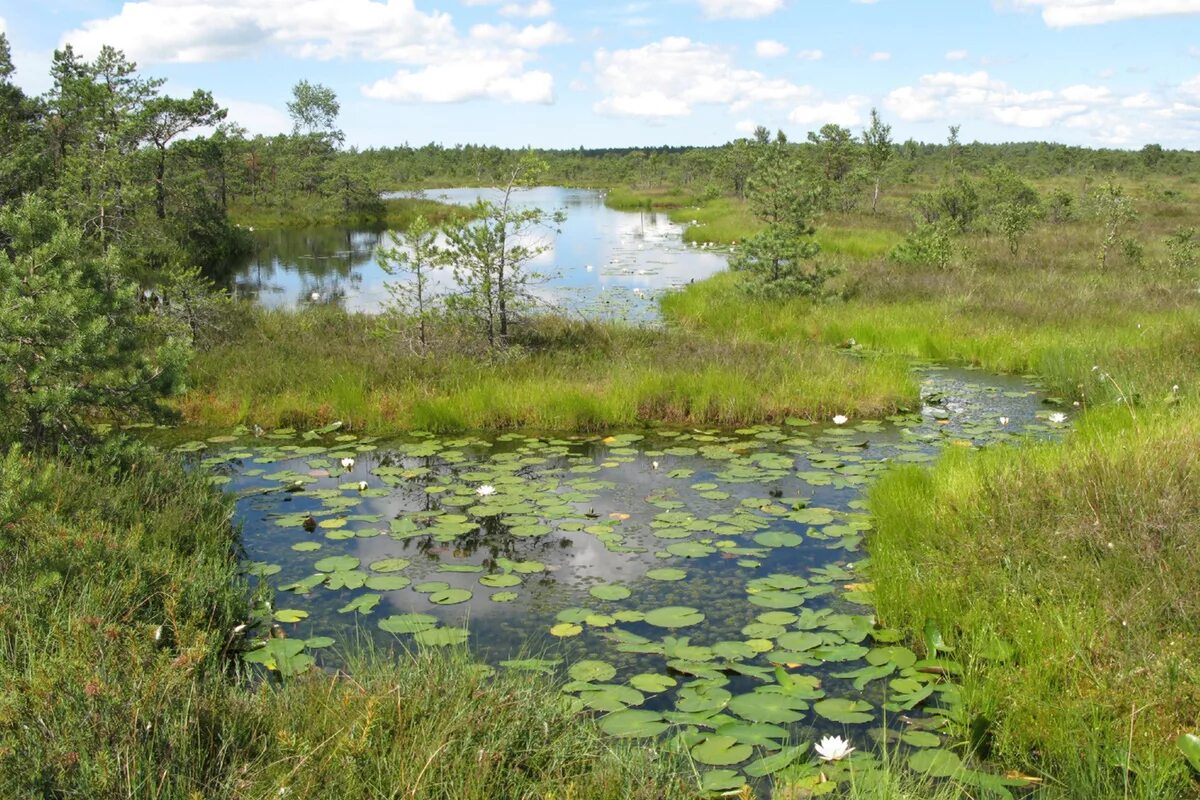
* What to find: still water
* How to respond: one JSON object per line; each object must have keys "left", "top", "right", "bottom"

{"left": 228, "top": 186, "right": 727, "bottom": 321}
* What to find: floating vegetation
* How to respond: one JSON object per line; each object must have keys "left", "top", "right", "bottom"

{"left": 202, "top": 367, "right": 1055, "bottom": 794}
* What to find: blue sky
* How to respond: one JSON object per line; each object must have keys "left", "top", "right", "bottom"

{"left": 2, "top": 0, "right": 1198, "bottom": 149}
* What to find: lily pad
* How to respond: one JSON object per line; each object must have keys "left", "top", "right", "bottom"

{"left": 644, "top": 606, "right": 705, "bottom": 629}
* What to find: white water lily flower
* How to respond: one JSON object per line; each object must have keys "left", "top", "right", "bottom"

{"left": 477, "top": 484, "right": 497, "bottom": 497}
{"left": 1049, "top": 412, "right": 1068, "bottom": 424}
{"left": 357, "top": 481, "right": 368, "bottom": 492}
{"left": 815, "top": 735, "right": 855, "bottom": 762}
{"left": 999, "top": 416, "right": 1010, "bottom": 426}
{"left": 340, "top": 457, "right": 355, "bottom": 470}
{"left": 310, "top": 291, "right": 320, "bottom": 302}
{"left": 651, "top": 461, "right": 659, "bottom": 470}
{"left": 832, "top": 415, "right": 849, "bottom": 426}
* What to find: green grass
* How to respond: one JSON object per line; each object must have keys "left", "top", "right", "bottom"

{"left": 603, "top": 187, "right": 704, "bottom": 211}
{"left": 181, "top": 307, "right": 916, "bottom": 433}
{"left": 867, "top": 409, "right": 1200, "bottom": 799}
{"left": 0, "top": 443, "right": 701, "bottom": 799}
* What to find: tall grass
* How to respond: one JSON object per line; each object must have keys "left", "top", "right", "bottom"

{"left": 182, "top": 307, "right": 916, "bottom": 433}
{"left": 867, "top": 410, "right": 1200, "bottom": 799}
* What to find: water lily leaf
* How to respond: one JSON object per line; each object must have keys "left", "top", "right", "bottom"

{"left": 744, "top": 744, "right": 810, "bottom": 778}
{"left": 691, "top": 734, "right": 752, "bottom": 766}
{"left": 728, "top": 691, "right": 809, "bottom": 724}
{"left": 699, "top": 770, "right": 745, "bottom": 793}
{"left": 429, "top": 588, "right": 472, "bottom": 606}
{"left": 243, "top": 638, "right": 313, "bottom": 677}
{"left": 644, "top": 606, "right": 705, "bottom": 629}
{"left": 414, "top": 627, "right": 469, "bottom": 647}
{"left": 550, "top": 622, "right": 583, "bottom": 638}
{"left": 291, "top": 542, "right": 322, "bottom": 552}
{"left": 480, "top": 573, "right": 522, "bottom": 588}
{"left": 490, "top": 591, "right": 518, "bottom": 602}
{"left": 908, "top": 748, "right": 964, "bottom": 778}
{"left": 338, "top": 594, "right": 380, "bottom": 615}
{"left": 630, "top": 673, "right": 677, "bottom": 693}
{"left": 378, "top": 613, "right": 438, "bottom": 634}
{"left": 903, "top": 731, "right": 942, "bottom": 748}
{"left": 590, "top": 583, "right": 631, "bottom": 601}
{"left": 813, "top": 698, "right": 875, "bottom": 724}
{"left": 314, "top": 555, "right": 359, "bottom": 572}
{"left": 600, "top": 709, "right": 669, "bottom": 738}
{"left": 304, "top": 636, "right": 335, "bottom": 649}
{"left": 578, "top": 684, "right": 644, "bottom": 712}
{"left": 273, "top": 609, "right": 308, "bottom": 623}
{"left": 646, "top": 568, "right": 687, "bottom": 581}
{"left": 325, "top": 570, "right": 367, "bottom": 590}
{"left": 569, "top": 660, "right": 616, "bottom": 682}
{"left": 714, "top": 721, "right": 790, "bottom": 748}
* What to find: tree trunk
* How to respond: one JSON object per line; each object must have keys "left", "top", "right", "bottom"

{"left": 155, "top": 148, "right": 167, "bottom": 220}
{"left": 871, "top": 177, "right": 881, "bottom": 213}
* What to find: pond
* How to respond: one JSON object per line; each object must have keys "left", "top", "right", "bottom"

{"left": 184, "top": 365, "right": 1067, "bottom": 794}
{"left": 226, "top": 186, "right": 728, "bottom": 322}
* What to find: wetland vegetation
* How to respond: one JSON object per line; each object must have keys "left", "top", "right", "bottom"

{"left": 2, "top": 28, "right": 1200, "bottom": 800}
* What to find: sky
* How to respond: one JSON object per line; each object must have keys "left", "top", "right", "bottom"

{"left": 1, "top": 0, "right": 1199, "bottom": 150}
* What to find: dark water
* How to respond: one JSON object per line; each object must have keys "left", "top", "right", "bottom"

{"left": 226, "top": 186, "right": 727, "bottom": 321}
{"left": 187, "top": 365, "right": 1067, "bottom": 791}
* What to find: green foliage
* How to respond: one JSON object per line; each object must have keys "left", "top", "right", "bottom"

{"left": 0, "top": 198, "right": 189, "bottom": 449}
{"left": 377, "top": 214, "right": 443, "bottom": 351}
{"left": 889, "top": 221, "right": 955, "bottom": 270}
{"left": 441, "top": 153, "right": 563, "bottom": 347}
{"left": 1094, "top": 180, "right": 1138, "bottom": 268}
{"left": 729, "top": 225, "right": 838, "bottom": 300}
{"left": 862, "top": 107, "right": 895, "bottom": 212}
{"left": 911, "top": 175, "right": 981, "bottom": 232}
{"left": 1165, "top": 227, "right": 1199, "bottom": 274}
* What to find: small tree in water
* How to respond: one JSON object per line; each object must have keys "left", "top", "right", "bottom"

{"left": 441, "top": 153, "right": 564, "bottom": 348}
{"left": 377, "top": 214, "right": 443, "bottom": 353}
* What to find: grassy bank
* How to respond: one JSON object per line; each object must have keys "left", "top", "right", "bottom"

{"left": 0, "top": 443, "right": 701, "bottom": 798}
{"left": 867, "top": 410, "right": 1200, "bottom": 799}
{"left": 181, "top": 307, "right": 915, "bottom": 433}
{"left": 228, "top": 196, "right": 469, "bottom": 230}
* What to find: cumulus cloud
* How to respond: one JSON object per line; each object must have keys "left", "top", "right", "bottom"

{"left": 593, "top": 36, "right": 859, "bottom": 126}
{"left": 789, "top": 98, "right": 868, "bottom": 126}
{"left": 755, "top": 39, "right": 788, "bottom": 58}
{"left": 219, "top": 98, "right": 292, "bottom": 136}
{"left": 62, "top": 0, "right": 566, "bottom": 106}
{"left": 498, "top": 0, "right": 554, "bottom": 17}
{"left": 696, "top": 0, "right": 784, "bottom": 19}
{"left": 945, "top": 49, "right": 968, "bottom": 61}
{"left": 796, "top": 49, "right": 824, "bottom": 61}
{"left": 1013, "top": 0, "right": 1200, "bottom": 27}
{"left": 885, "top": 69, "right": 1200, "bottom": 145}
{"left": 868, "top": 51, "right": 891, "bottom": 61}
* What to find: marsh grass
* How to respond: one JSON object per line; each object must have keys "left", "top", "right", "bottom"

{"left": 0, "top": 444, "right": 699, "bottom": 799}
{"left": 182, "top": 307, "right": 916, "bottom": 433}
{"left": 868, "top": 410, "right": 1200, "bottom": 799}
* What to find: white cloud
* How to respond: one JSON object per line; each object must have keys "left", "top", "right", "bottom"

{"left": 63, "top": 1, "right": 565, "bottom": 107}
{"left": 697, "top": 0, "right": 784, "bottom": 19}
{"left": 0, "top": 16, "right": 6, "bottom": 36}
{"left": 363, "top": 61, "right": 554, "bottom": 104}
{"left": 884, "top": 69, "right": 1200, "bottom": 145}
{"left": 796, "top": 49, "right": 824, "bottom": 61}
{"left": 869, "top": 51, "right": 891, "bottom": 61}
{"left": 499, "top": 0, "right": 554, "bottom": 17}
{"left": 593, "top": 36, "right": 856, "bottom": 125}
{"left": 1013, "top": 0, "right": 1200, "bottom": 27}
{"left": 735, "top": 119, "right": 758, "bottom": 134}
{"left": 945, "top": 49, "right": 968, "bottom": 61}
{"left": 755, "top": 39, "right": 788, "bottom": 58}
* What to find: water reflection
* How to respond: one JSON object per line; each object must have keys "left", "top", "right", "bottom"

{"left": 224, "top": 187, "right": 728, "bottom": 321}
